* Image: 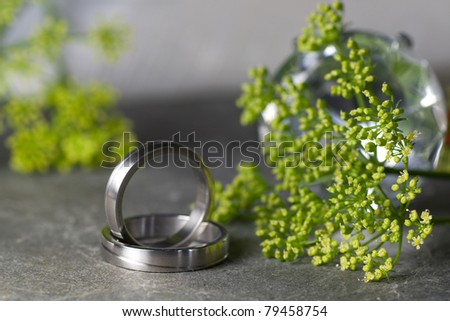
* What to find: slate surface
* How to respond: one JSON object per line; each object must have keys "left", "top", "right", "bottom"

{"left": 1, "top": 167, "right": 449, "bottom": 301}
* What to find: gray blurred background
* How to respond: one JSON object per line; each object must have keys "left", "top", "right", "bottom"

{"left": 60, "top": 0, "right": 450, "bottom": 143}
{"left": 61, "top": 0, "right": 450, "bottom": 98}
{"left": 3, "top": 0, "right": 450, "bottom": 157}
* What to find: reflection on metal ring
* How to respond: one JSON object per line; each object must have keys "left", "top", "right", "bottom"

{"left": 101, "top": 214, "right": 228, "bottom": 272}
{"left": 104, "top": 141, "right": 214, "bottom": 248}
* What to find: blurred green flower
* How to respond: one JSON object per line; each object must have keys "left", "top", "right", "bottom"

{"left": 30, "top": 17, "right": 68, "bottom": 58}
{"left": 0, "top": 0, "right": 135, "bottom": 173}
{"left": 88, "top": 18, "right": 131, "bottom": 62}
{"left": 0, "top": 0, "right": 24, "bottom": 29}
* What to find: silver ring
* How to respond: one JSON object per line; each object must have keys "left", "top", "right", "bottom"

{"left": 105, "top": 141, "right": 214, "bottom": 248}
{"left": 101, "top": 214, "right": 229, "bottom": 272}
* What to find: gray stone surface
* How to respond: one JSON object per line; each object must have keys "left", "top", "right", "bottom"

{"left": 2, "top": 0, "right": 450, "bottom": 301}
{"left": 1, "top": 167, "right": 450, "bottom": 301}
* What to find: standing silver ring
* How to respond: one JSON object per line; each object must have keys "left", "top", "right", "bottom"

{"left": 101, "top": 214, "right": 229, "bottom": 272}
{"left": 105, "top": 141, "right": 214, "bottom": 248}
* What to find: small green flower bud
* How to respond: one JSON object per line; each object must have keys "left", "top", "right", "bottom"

{"left": 378, "top": 248, "right": 387, "bottom": 257}
{"left": 420, "top": 210, "right": 432, "bottom": 224}
{"left": 333, "top": 1, "right": 344, "bottom": 11}
{"left": 409, "top": 178, "right": 418, "bottom": 188}
{"left": 391, "top": 184, "right": 400, "bottom": 191}
{"left": 423, "top": 226, "right": 432, "bottom": 235}
{"left": 312, "top": 256, "right": 322, "bottom": 266}
{"left": 365, "top": 142, "right": 376, "bottom": 152}
{"left": 407, "top": 230, "right": 414, "bottom": 241}
{"left": 409, "top": 210, "right": 419, "bottom": 222}
{"left": 382, "top": 82, "right": 393, "bottom": 96}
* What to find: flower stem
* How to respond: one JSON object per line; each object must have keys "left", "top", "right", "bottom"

{"left": 384, "top": 167, "right": 450, "bottom": 180}
{"left": 362, "top": 232, "right": 384, "bottom": 247}
{"left": 432, "top": 217, "right": 450, "bottom": 225}
{"left": 356, "top": 92, "right": 366, "bottom": 108}
{"left": 393, "top": 227, "right": 403, "bottom": 265}
{"left": 303, "top": 240, "right": 318, "bottom": 247}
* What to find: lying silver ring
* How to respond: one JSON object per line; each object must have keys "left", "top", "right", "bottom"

{"left": 101, "top": 214, "right": 229, "bottom": 272}
{"left": 105, "top": 141, "right": 214, "bottom": 248}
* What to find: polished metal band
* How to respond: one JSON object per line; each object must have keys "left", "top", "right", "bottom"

{"left": 101, "top": 214, "right": 229, "bottom": 272}
{"left": 105, "top": 141, "right": 214, "bottom": 248}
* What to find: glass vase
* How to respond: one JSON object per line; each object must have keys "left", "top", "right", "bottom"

{"left": 258, "top": 30, "right": 447, "bottom": 171}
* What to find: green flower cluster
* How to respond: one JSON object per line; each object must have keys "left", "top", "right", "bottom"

{"left": 88, "top": 18, "right": 131, "bottom": 62}
{"left": 324, "top": 38, "right": 374, "bottom": 99}
{"left": 405, "top": 209, "right": 432, "bottom": 250}
{"left": 0, "top": 0, "right": 23, "bottom": 29}
{"left": 5, "top": 83, "right": 132, "bottom": 172}
{"left": 237, "top": 67, "right": 275, "bottom": 126}
{"left": 215, "top": 1, "right": 432, "bottom": 282}
{"left": 212, "top": 163, "right": 268, "bottom": 224}
{"left": 298, "top": 1, "right": 344, "bottom": 52}
{"left": 0, "top": 0, "right": 133, "bottom": 173}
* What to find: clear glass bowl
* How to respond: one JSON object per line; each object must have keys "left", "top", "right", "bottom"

{"left": 259, "top": 30, "right": 447, "bottom": 170}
